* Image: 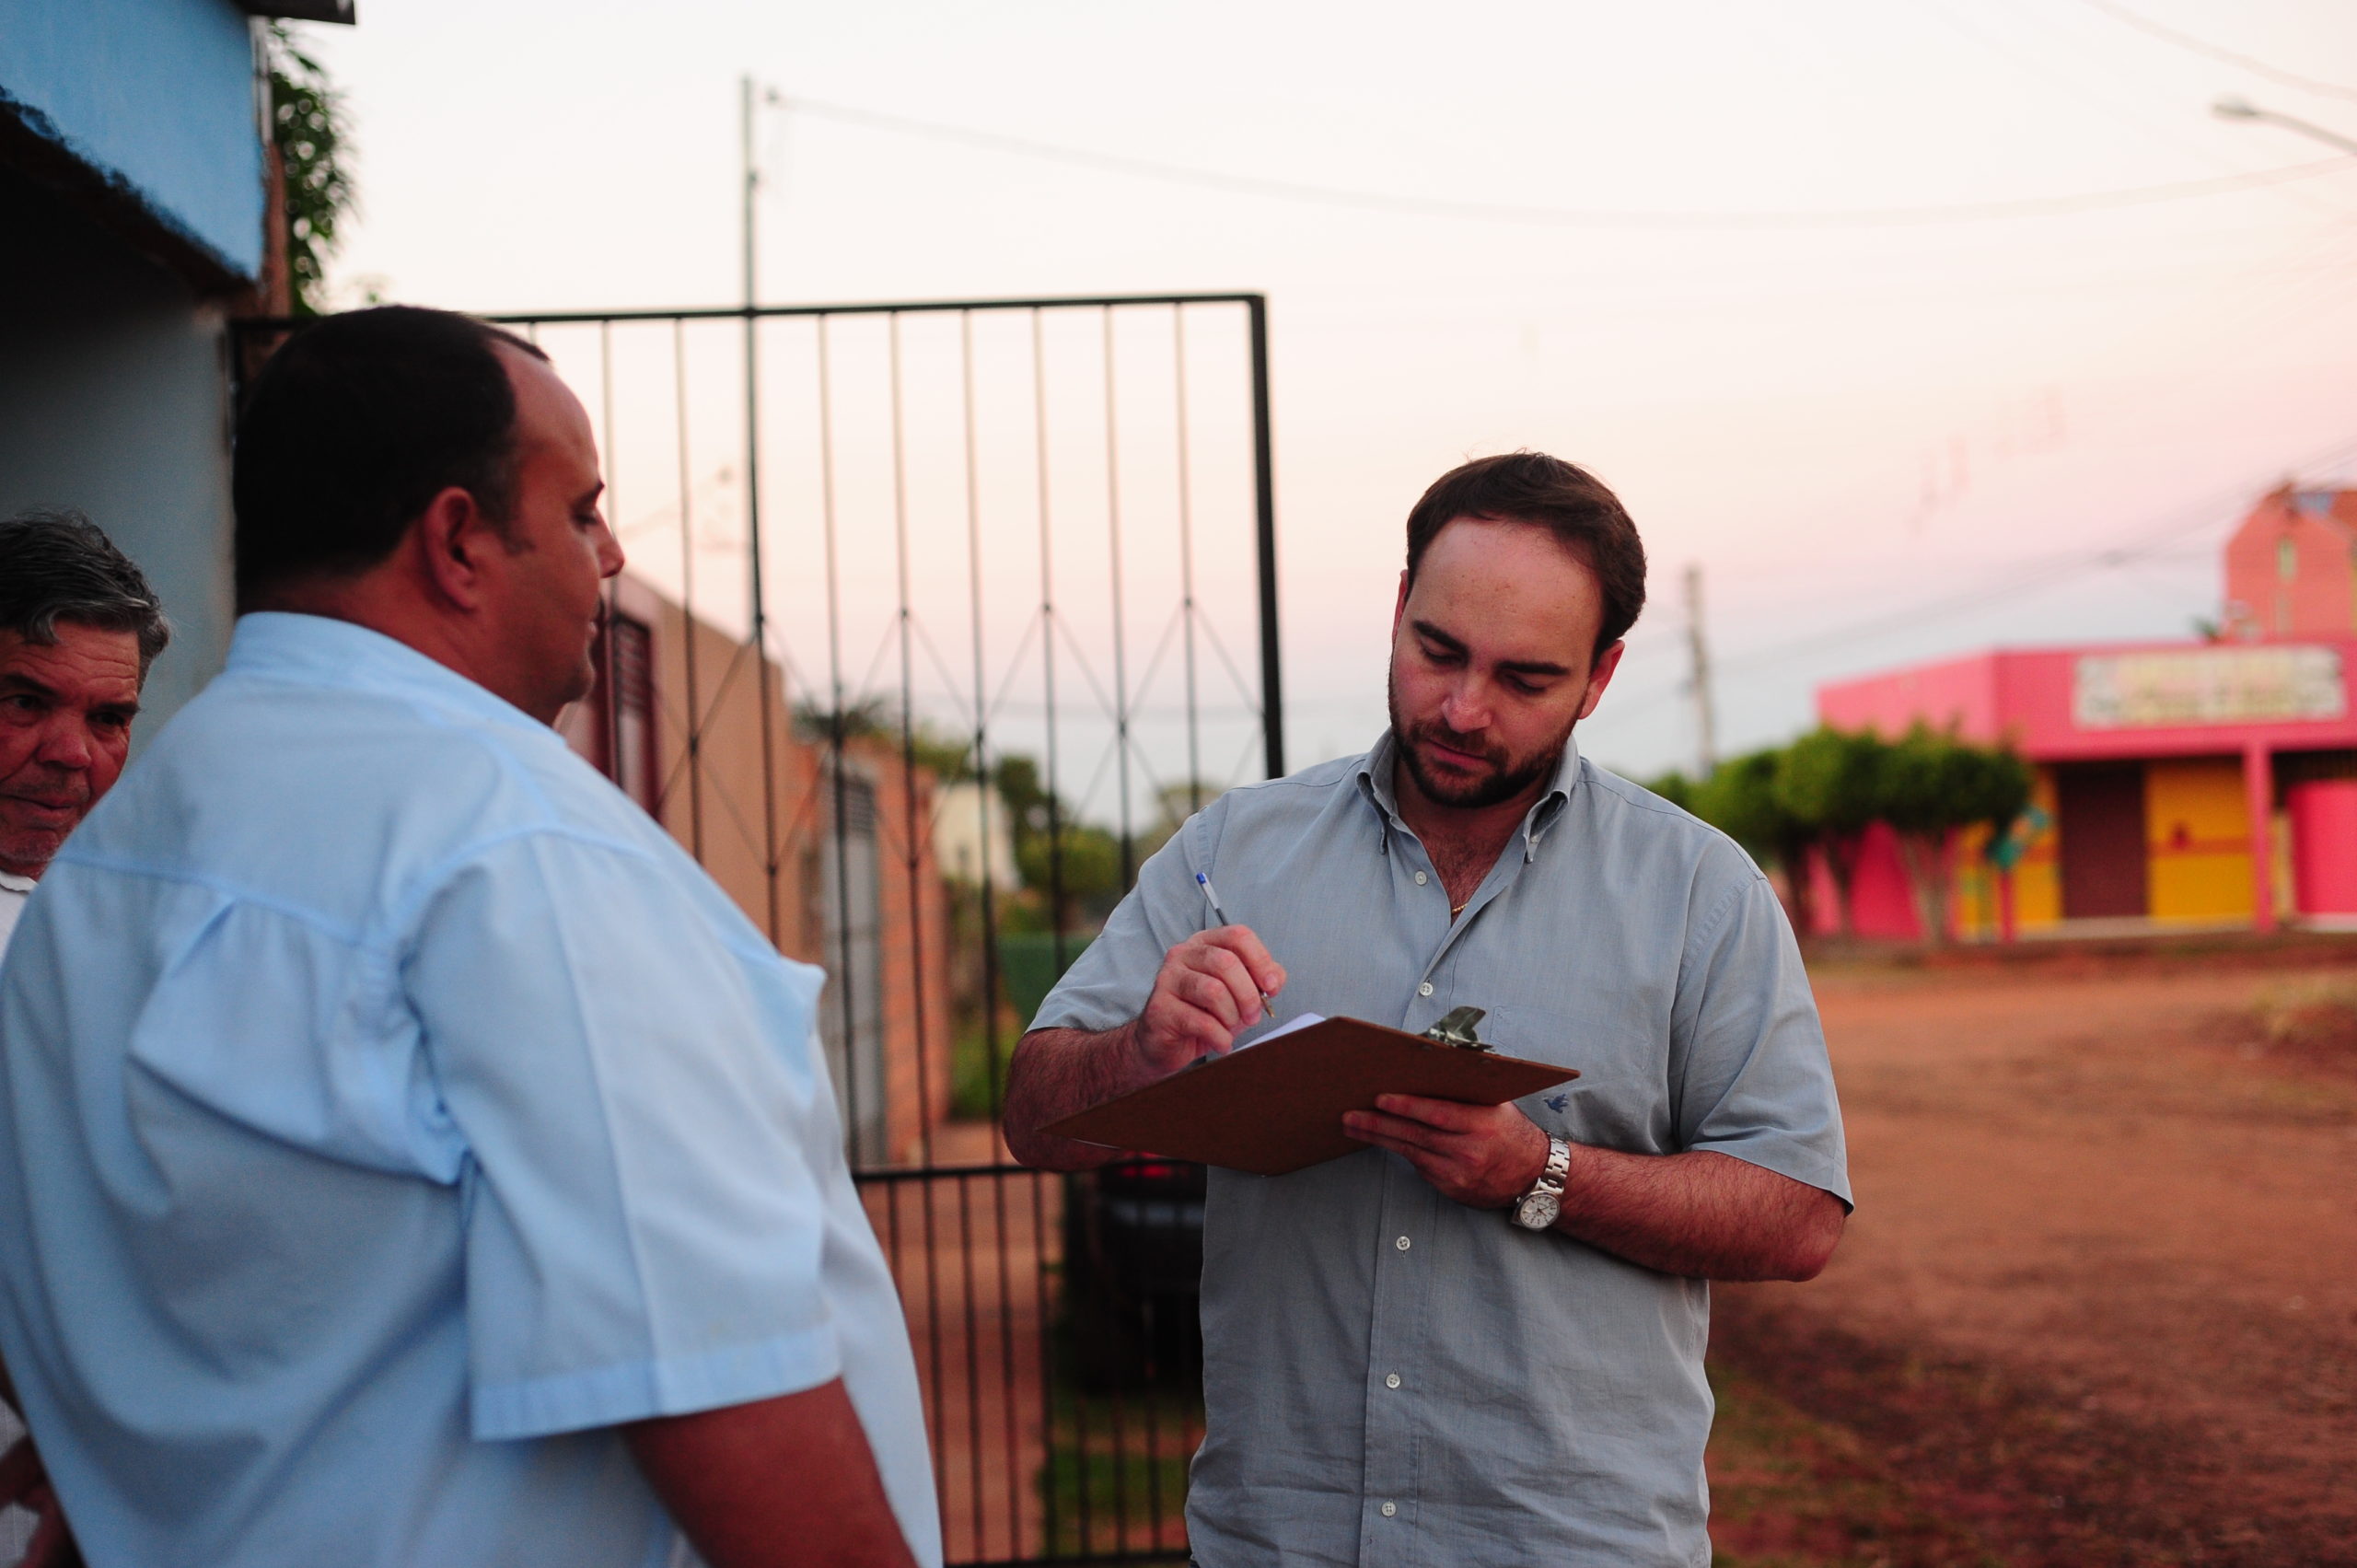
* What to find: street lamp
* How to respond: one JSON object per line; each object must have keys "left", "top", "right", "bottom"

{"left": 2212, "top": 95, "right": 2357, "bottom": 157}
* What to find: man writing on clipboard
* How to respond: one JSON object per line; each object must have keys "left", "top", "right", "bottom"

{"left": 1004, "top": 451, "right": 1851, "bottom": 1568}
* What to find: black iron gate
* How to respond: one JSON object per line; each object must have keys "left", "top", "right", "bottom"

{"left": 242, "top": 293, "right": 1283, "bottom": 1565}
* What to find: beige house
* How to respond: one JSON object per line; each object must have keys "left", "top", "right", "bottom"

{"left": 558, "top": 574, "right": 956, "bottom": 1167}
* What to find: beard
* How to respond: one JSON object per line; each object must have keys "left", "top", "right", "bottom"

{"left": 1387, "top": 671, "right": 1576, "bottom": 811}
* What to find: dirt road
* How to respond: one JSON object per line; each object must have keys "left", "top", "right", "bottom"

{"left": 1710, "top": 953, "right": 2357, "bottom": 1567}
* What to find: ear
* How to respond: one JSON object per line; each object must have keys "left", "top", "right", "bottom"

{"left": 1574, "top": 639, "right": 1626, "bottom": 723}
{"left": 1392, "top": 569, "right": 1411, "bottom": 636}
{"left": 411, "top": 486, "right": 501, "bottom": 611}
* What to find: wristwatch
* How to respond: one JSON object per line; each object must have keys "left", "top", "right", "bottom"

{"left": 1511, "top": 1136, "right": 1573, "bottom": 1230}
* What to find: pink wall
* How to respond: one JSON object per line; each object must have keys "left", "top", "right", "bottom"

{"left": 1805, "top": 822, "right": 1924, "bottom": 939}
{"left": 2288, "top": 779, "right": 2357, "bottom": 916}
{"left": 1817, "top": 654, "right": 2003, "bottom": 745}
{"left": 1817, "top": 640, "right": 2357, "bottom": 763}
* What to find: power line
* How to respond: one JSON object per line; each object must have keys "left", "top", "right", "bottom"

{"left": 1644, "top": 427, "right": 2357, "bottom": 691}
{"left": 779, "top": 93, "right": 2354, "bottom": 230}
{"left": 2071, "top": 0, "right": 2357, "bottom": 103}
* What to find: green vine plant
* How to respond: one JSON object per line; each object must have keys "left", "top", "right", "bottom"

{"left": 265, "top": 22, "right": 354, "bottom": 316}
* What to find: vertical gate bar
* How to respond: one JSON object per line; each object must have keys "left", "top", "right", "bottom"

{"left": 1248, "top": 296, "right": 1284, "bottom": 782}
{"left": 743, "top": 310, "right": 783, "bottom": 945}
{"left": 1032, "top": 308, "right": 1066, "bottom": 974}
{"left": 1141, "top": 1274, "right": 1165, "bottom": 1546}
{"left": 956, "top": 1171, "right": 983, "bottom": 1557}
{"left": 672, "top": 319, "right": 706, "bottom": 856}
{"left": 888, "top": 314, "right": 938, "bottom": 1168}
{"left": 892, "top": 1182, "right": 946, "bottom": 1533}
{"left": 960, "top": 313, "right": 1006, "bottom": 1122}
{"left": 1173, "top": 305, "right": 1202, "bottom": 815}
{"left": 992, "top": 1169, "right": 1021, "bottom": 1557}
{"left": 599, "top": 320, "right": 624, "bottom": 784}
{"left": 1103, "top": 307, "right": 1135, "bottom": 891}
{"left": 888, "top": 316, "right": 951, "bottom": 1514}
{"left": 817, "top": 315, "right": 863, "bottom": 1166}
{"left": 1097, "top": 296, "right": 1139, "bottom": 1556}
{"left": 882, "top": 1183, "right": 922, "bottom": 1483}
{"left": 1030, "top": 1171, "right": 1060, "bottom": 1559}
{"left": 1071, "top": 1169, "right": 1096, "bottom": 1566}
{"left": 963, "top": 314, "right": 1026, "bottom": 1562}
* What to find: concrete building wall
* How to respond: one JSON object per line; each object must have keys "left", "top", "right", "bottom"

{"left": 0, "top": 168, "right": 237, "bottom": 733}
{"left": 0, "top": 0, "right": 265, "bottom": 276}
{"left": 2223, "top": 489, "right": 2357, "bottom": 642}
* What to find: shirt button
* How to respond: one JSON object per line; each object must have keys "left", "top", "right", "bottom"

{"left": 1395, "top": 1235, "right": 1411, "bottom": 1250}
{"left": 1380, "top": 1502, "right": 1398, "bottom": 1518}
{"left": 1417, "top": 981, "right": 1434, "bottom": 997}
{"left": 1413, "top": 870, "right": 1428, "bottom": 885}
{"left": 1386, "top": 1372, "right": 1402, "bottom": 1388}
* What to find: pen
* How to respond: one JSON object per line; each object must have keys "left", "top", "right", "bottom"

{"left": 1197, "top": 871, "right": 1280, "bottom": 1022}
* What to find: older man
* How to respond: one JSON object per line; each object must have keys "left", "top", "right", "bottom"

{"left": 0, "top": 510, "right": 168, "bottom": 952}
{"left": 0, "top": 308, "right": 936, "bottom": 1568}
{"left": 1006, "top": 452, "right": 1850, "bottom": 1567}
{"left": 0, "top": 508, "right": 168, "bottom": 1568}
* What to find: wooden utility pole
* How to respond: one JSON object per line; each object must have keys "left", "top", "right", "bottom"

{"left": 1684, "top": 563, "right": 1717, "bottom": 776}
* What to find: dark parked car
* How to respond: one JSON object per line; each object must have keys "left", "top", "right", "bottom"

{"left": 1061, "top": 1156, "right": 1205, "bottom": 1388}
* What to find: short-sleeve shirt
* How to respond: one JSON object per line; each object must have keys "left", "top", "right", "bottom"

{"left": 0, "top": 613, "right": 942, "bottom": 1568}
{"left": 1034, "top": 731, "right": 1849, "bottom": 1568}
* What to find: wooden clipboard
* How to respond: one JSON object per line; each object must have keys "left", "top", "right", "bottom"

{"left": 1041, "top": 1015, "right": 1577, "bottom": 1177}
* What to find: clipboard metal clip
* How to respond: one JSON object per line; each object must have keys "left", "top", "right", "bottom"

{"left": 1421, "top": 1005, "right": 1491, "bottom": 1052}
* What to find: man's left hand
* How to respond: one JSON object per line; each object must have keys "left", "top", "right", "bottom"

{"left": 1342, "top": 1095, "right": 1550, "bottom": 1209}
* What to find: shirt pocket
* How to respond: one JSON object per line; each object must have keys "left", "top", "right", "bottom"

{"left": 1480, "top": 1001, "right": 1678, "bottom": 1156}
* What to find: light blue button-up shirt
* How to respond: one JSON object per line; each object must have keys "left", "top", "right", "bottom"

{"left": 1037, "top": 732, "right": 1850, "bottom": 1568}
{"left": 0, "top": 613, "right": 941, "bottom": 1568}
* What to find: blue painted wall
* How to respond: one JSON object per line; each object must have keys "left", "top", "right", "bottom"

{"left": 0, "top": 167, "right": 238, "bottom": 738}
{"left": 0, "top": 0, "right": 264, "bottom": 279}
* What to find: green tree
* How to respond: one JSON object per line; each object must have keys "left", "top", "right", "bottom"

{"left": 1875, "top": 726, "right": 1963, "bottom": 944}
{"left": 264, "top": 25, "right": 354, "bottom": 317}
{"left": 992, "top": 754, "right": 1052, "bottom": 859}
{"left": 1689, "top": 748, "right": 1817, "bottom": 937}
{"left": 1016, "top": 821, "right": 1125, "bottom": 930}
{"left": 1773, "top": 726, "right": 1888, "bottom": 937}
{"left": 1642, "top": 770, "right": 1695, "bottom": 813}
{"left": 1876, "top": 726, "right": 2035, "bottom": 945}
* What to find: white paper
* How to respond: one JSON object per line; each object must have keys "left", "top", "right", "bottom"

{"left": 1237, "top": 1011, "right": 1326, "bottom": 1049}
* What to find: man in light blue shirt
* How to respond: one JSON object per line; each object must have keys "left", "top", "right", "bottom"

{"left": 1006, "top": 453, "right": 1849, "bottom": 1566}
{"left": 0, "top": 308, "right": 938, "bottom": 1567}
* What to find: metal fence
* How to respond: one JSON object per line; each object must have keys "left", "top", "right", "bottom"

{"left": 235, "top": 293, "right": 1281, "bottom": 1565}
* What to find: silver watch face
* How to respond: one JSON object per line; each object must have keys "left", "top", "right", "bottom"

{"left": 1514, "top": 1190, "right": 1561, "bottom": 1230}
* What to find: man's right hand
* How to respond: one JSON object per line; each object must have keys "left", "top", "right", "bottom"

{"left": 1127, "top": 925, "right": 1288, "bottom": 1074}
{"left": 1002, "top": 925, "right": 1285, "bottom": 1170}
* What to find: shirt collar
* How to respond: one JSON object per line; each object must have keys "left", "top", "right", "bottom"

{"left": 1354, "top": 728, "right": 1584, "bottom": 860}
{"left": 0, "top": 873, "right": 32, "bottom": 895}
{"left": 226, "top": 612, "right": 551, "bottom": 735}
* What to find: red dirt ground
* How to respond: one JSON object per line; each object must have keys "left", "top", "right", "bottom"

{"left": 1707, "top": 947, "right": 2357, "bottom": 1568}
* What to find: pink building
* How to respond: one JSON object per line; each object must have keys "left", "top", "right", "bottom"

{"left": 1812, "top": 487, "right": 2357, "bottom": 939}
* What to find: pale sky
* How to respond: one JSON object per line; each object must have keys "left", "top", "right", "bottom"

{"left": 304, "top": 0, "right": 2357, "bottom": 807}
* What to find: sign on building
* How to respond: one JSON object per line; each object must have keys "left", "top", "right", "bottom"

{"left": 2073, "top": 646, "right": 2347, "bottom": 729}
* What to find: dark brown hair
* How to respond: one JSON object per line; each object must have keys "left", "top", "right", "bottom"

{"left": 233, "top": 306, "right": 548, "bottom": 602}
{"left": 1403, "top": 451, "right": 1647, "bottom": 659}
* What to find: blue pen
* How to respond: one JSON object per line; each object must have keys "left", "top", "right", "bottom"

{"left": 1197, "top": 871, "right": 1279, "bottom": 1022}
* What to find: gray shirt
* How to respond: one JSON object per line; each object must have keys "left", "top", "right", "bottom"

{"left": 1034, "top": 732, "right": 1850, "bottom": 1568}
